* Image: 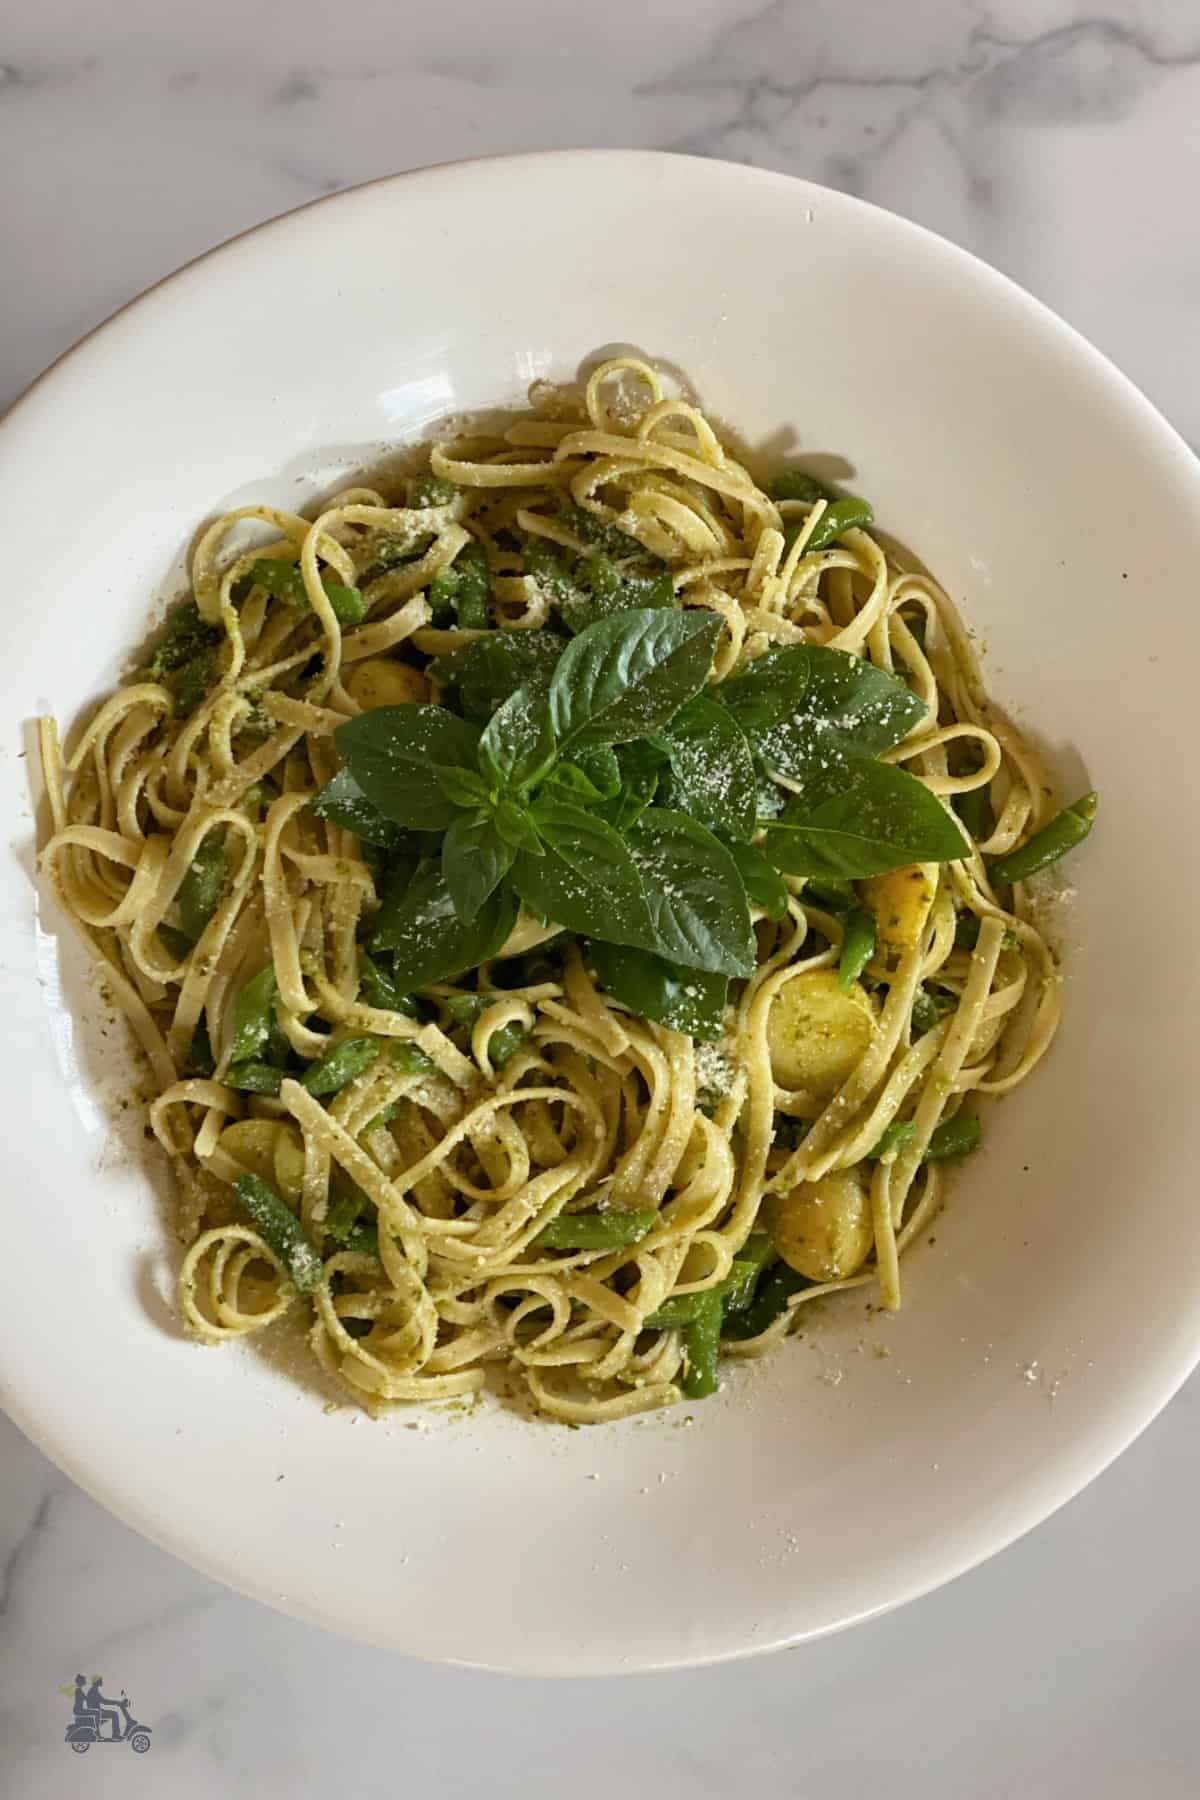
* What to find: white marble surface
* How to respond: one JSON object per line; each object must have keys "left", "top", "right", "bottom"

{"left": 2, "top": 2, "right": 1198, "bottom": 1792}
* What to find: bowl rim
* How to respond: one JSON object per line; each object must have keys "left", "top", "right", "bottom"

{"left": 4, "top": 149, "right": 1200, "bottom": 1673}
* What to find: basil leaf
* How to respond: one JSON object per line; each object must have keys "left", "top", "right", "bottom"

{"left": 434, "top": 765, "right": 491, "bottom": 809}
{"left": 723, "top": 838, "right": 790, "bottom": 921}
{"left": 600, "top": 740, "right": 664, "bottom": 833}
{"left": 370, "top": 858, "right": 518, "bottom": 985}
{"left": 589, "top": 941, "right": 728, "bottom": 1041}
{"left": 548, "top": 609, "right": 722, "bottom": 752}
{"left": 656, "top": 694, "right": 756, "bottom": 839}
{"left": 719, "top": 644, "right": 924, "bottom": 777}
{"left": 429, "top": 631, "right": 564, "bottom": 720}
{"left": 514, "top": 799, "right": 654, "bottom": 946}
{"left": 478, "top": 687, "right": 557, "bottom": 791}
{"left": 763, "top": 756, "right": 968, "bottom": 878}
{"left": 443, "top": 814, "right": 516, "bottom": 924}
{"left": 334, "top": 706, "right": 482, "bottom": 829}
{"left": 309, "top": 767, "right": 406, "bottom": 847}
{"left": 543, "top": 745, "right": 623, "bottom": 805}
{"left": 627, "top": 808, "right": 756, "bottom": 977}
{"left": 493, "top": 799, "right": 543, "bottom": 855}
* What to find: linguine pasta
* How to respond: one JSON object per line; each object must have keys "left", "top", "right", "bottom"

{"left": 39, "top": 357, "right": 1079, "bottom": 1425}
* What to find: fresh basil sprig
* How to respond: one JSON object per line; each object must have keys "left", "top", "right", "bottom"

{"left": 324, "top": 597, "right": 969, "bottom": 994}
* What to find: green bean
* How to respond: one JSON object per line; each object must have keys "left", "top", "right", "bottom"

{"left": 410, "top": 473, "right": 459, "bottom": 508}
{"left": 174, "top": 648, "right": 218, "bottom": 716}
{"left": 358, "top": 953, "right": 420, "bottom": 1017}
{"left": 444, "top": 541, "right": 491, "bottom": 631}
{"left": 681, "top": 1290, "right": 723, "bottom": 1398}
{"left": 157, "top": 923, "right": 193, "bottom": 961}
{"left": 955, "top": 782, "right": 991, "bottom": 843}
{"left": 868, "top": 1119, "right": 917, "bottom": 1161}
{"left": 247, "top": 558, "right": 366, "bottom": 626}
{"left": 803, "top": 878, "right": 854, "bottom": 913}
{"left": 228, "top": 965, "right": 278, "bottom": 1065}
{"left": 224, "top": 1061, "right": 284, "bottom": 1096}
{"left": 559, "top": 501, "right": 647, "bottom": 557}
{"left": 787, "top": 496, "right": 874, "bottom": 556}
{"left": 385, "top": 1039, "right": 438, "bottom": 1075}
{"left": 768, "top": 470, "right": 836, "bottom": 505}
{"left": 322, "top": 582, "right": 367, "bottom": 628}
{"left": 148, "top": 599, "right": 220, "bottom": 676}
{"left": 987, "top": 792, "right": 1098, "bottom": 887}
{"left": 300, "top": 1036, "right": 379, "bottom": 1097}
{"left": 910, "top": 987, "right": 953, "bottom": 1035}
{"left": 647, "top": 1237, "right": 773, "bottom": 1329}
{"left": 442, "top": 992, "right": 529, "bottom": 1067}
{"left": 838, "top": 906, "right": 875, "bottom": 991}
{"left": 721, "top": 1263, "right": 809, "bottom": 1341}
{"left": 324, "top": 1185, "right": 379, "bottom": 1255}
{"left": 925, "top": 1112, "right": 982, "bottom": 1161}
{"left": 362, "top": 1099, "right": 402, "bottom": 1134}
{"left": 177, "top": 832, "right": 226, "bottom": 943}
{"left": 533, "top": 1207, "right": 657, "bottom": 1251}
{"left": 231, "top": 1172, "right": 322, "bottom": 1292}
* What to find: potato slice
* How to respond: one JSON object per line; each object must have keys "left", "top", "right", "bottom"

{"left": 765, "top": 1167, "right": 874, "bottom": 1282}
{"left": 858, "top": 863, "right": 937, "bottom": 965}
{"left": 766, "top": 968, "right": 877, "bottom": 1096}
{"left": 345, "top": 658, "right": 429, "bottom": 710}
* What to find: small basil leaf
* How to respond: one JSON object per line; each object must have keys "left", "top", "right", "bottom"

{"left": 589, "top": 941, "right": 728, "bottom": 1041}
{"left": 478, "top": 687, "right": 557, "bottom": 791}
{"left": 599, "top": 739, "right": 664, "bottom": 834}
{"left": 719, "top": 643, "right": 924, "bottom": 768}
{"left": 370, "top": 858, "right": 518, "bottom": 985}
{"left": 428, "top": 631, "right": 565, "bottom": 720}
{"left": 443, "top": 814, "right": 516, "bottom": 924}
{"left": 798, "top": 496, "right": 874, "bottom": 554}
{"left": 493, "top": 799, "right": 544, "bottom": 856}
{"left": 723, "top": 838, "right": 790, "bottom": 921}
{"left": 334, "top": 706, "right": 482, "bottom": 829}
{"left": 626, "top": 808, "right": 756, "bottom": 977}
{"left": 515, "top": 799, "right": 654, "bottom": 946}
{"left": 548, "top": 608, "right": 722, "bottom": 752}
{"left": 309, "top": 767, "right": 406, "bottom": 847}
{"left": 763, "top": 756, "right": 968, "bottom": 878}
{"left": 434, "top": 765, "right": 491, "bottom": 809}
{"left": 656, "top": 694, "right": 756, "bottom": 839}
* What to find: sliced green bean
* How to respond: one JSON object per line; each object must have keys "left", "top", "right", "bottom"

{"left": 955, "top": 782, "right": 991, "bottom": 843}
{"left": 324, "top": 1185, "right": 379, "bottom": 1255}
{"left": 224, "top": 1061, "right": 284, "bottom": 1097}
{"left": 533, "top": 1207, "right": 657, "bottom": 1251}
{"left": 784, "top": 496, "right": 874, "bottom": 557}
{"left": 248, "top": 558, "right": 365, "bottom": 625}
{"left": 385, "top": 1040, "right": 438, "bottom": 1075}
{"left": 869, "top": 1119, "right": 918, "bottom": 1161}
{"left": 987, "top": 792, "right": 1098, "bottom": 887}
{"left": 925, "top": 1113, "right": 982, "bottom": 1161}
{"left": 838, "top": 906, "right": 875, "bottom": 991}
{"left": 323, "top": 582, "right": 367, "bottom": 628}
{"left": 228, "top": 965, "right": 278, "bottom": 1065}
{"left": 910, "top": 987, "right": 953, "bottom": 1035}
{"left": 681, "top": 1290, "right": 723, "bottom": 1398}
{"left": 442, "top": 992, "right": 529, "bottom": 1067}
{"left": 157, "top": 923, "right": 193, "bottom": 961}
{"left": 177, "top": 832, "right": 226, "bottom": 943}
{"left": 410, "top": 473, "right": 459, "bottom": 508}
{"left": 769, "top": 469, "right": 836, "bottom": 504}
{"left": 646, "top": 1235, "right": 774, "bottom": 1330}
{"left": 232, "top": 1172, "right": 322, "bottom": 1292}
{"left": 559, "top": 501, "right": 648, "bottom": 557}
{"left": 721, "top": 1263, "right": 809, "bottom": 1341}
{"left": 148, "top": 599, "right": 220, "bottom": 677}
{"left": 300, "top": 1036, "right": 379, "bottom": 1097}
{"left": 432, "top": 540, "right": 491, "bottom": 631}
{"left": 358, "top": 953, "right": 420, "bottom": 1017}
{"left": 174, "top": 647, "right": 218, "bottom": 716}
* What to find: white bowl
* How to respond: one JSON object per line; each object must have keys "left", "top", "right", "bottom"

{"left": 2, "top": 151, "right": 1197, "bottom": 1674}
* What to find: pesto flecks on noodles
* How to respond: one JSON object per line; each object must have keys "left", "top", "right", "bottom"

{"left": 38, "top": 357, "right": 1096, "bottom": 1423}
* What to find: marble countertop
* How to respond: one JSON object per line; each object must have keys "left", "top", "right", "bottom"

{"left": 3, "top": 3, "right": 1198, "bottom": 1794}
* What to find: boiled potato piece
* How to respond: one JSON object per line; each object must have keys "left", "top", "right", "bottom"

{"left": 345, "top": 658, "right": 429, "bottom": 711}
{"left": 765, "top": 1168, "right": 874, "bottom": 1282}
{"left": 766, "top": 968, "right": 877, "bottom": 1096}
{"left": 218, "top": 1119, "right": 305, "bottom": 1210}
{"left": 858, "top": 864, "right": 936, "bottom": 965}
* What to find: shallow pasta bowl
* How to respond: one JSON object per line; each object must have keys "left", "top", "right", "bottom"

{"left": 1, "top": 151, "right": 1198, "bottom": 1673}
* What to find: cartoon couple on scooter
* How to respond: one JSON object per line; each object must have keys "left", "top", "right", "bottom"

{"left": 64, "top": 1673, "right": 152, "bottom": 1753}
